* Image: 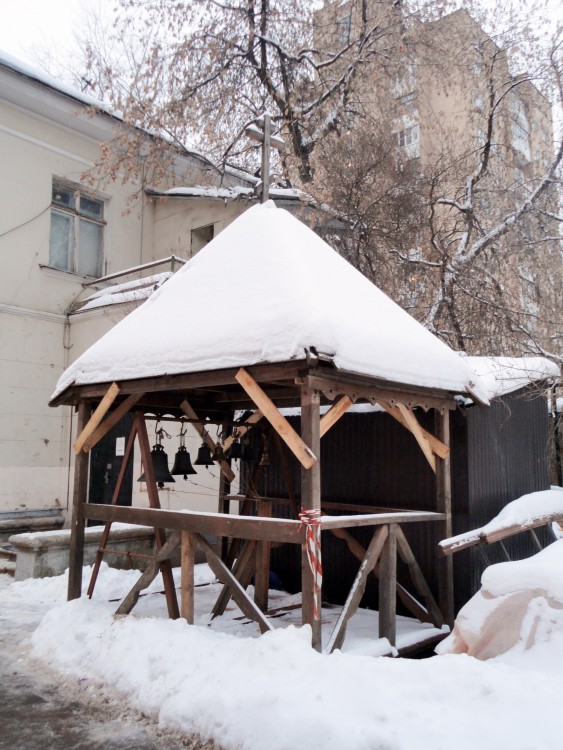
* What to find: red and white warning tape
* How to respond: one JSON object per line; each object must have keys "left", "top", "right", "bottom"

{"left": 299, "top": 507, "right": 322, "bottom": 620}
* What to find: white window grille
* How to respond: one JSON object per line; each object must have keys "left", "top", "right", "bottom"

{"left": 49, "top": 182, "right": 104, "bottom": 277}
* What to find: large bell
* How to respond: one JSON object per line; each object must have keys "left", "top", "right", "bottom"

{"left": 171, "top": 445, "right": 197, "bottom": 479}
{"left": 194, "top": 441, "right": 214, "bottom": 468}
{"left": 137, "top": 443, "right": 175, "bottom": 488}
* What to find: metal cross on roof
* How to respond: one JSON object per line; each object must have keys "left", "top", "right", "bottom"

{"left": 245, "top": 113, "right": 285, "bottom": 203}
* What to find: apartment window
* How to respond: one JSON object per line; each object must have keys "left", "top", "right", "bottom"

{"left": 191, "top": 223, "right": 214, "bottom": 255}
{"left": 49, "top": 183, "right": 104, "bottom": 277}
{"left": 511, "top": 98, "right": 531, "bottom": 162}
{"left": 336, "top": 13, "right": 351, "bottom": 45}
{"left": 397, "top": 124, "right": 419, "bottom": 148}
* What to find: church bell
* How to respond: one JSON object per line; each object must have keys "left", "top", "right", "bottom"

{"left": 137, "top": 443, "right": 175, "bottom": 489}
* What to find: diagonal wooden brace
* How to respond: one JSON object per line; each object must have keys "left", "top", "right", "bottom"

{"left": 235, "top": 368, "right": 316, "bottom": 469}
{"left": 73, "top": 382, "right": 120, "bottom": 454}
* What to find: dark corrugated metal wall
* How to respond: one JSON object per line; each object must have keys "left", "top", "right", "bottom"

{"left": 240, "top": 389, "right": 550, "bottom": 615}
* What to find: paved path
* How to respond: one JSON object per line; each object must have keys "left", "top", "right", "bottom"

{"left": 0, "top": 576, "right": 215, "bottom": 750}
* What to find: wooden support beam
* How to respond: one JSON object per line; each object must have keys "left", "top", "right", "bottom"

{"left": 254, "top": 499, "right": 272, "bottom": 612}
{"left": 395, "top": 526, "right": 443, "bottom": 628}
{"left": 379, "top": 523, "right": 397, "bottom": 646}
{"left": 330, "top": 527, "right": 431, "bottom": 624}
{"left": 192, "top": 533, "right": 273, "bottom": 634}
{"left": 181, "top": 531, "right": 195, "bottom": 623}
{"left": 300, "top": 379, "right": 322, "bottom": 651}
{"left": 236, "top": 368, "right": 316, "bottom": 469}
{"left": 180, "top": 400, "right": 235, "bottom": 482}
{"left": 378, "top": 400, "right": 449, "bottom": 459}
{"left": 319, "top": 396, "right": 353, "bottom": 438}
{"left": 115, "top": 532, "right": 181, "bottom": 616}
{"left": 73, "top": 382, "right": 120, "bottom": 454}
{"left": 327, "top": 525, "right": 388, "bottom": 653}
{"left": 81, "top": 392, "right": 144, "bottom": 453}
{"left": 211, "top": 539, "right": 257, "bottom": 619}
{"left": 136, "top": 413, "right": 180, "bottom": 619}
{"left": 396, "top": 403, "right": 436, "bottom": 472}
{"left": 435, "top": 410, "right": 454, "bottom": 627}
{"left": 68, "top": 402, "right": 92, "bottom": 601}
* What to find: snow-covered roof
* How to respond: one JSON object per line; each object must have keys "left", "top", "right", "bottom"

{"left": 52, "top": 202, "right": 488, "bottom": 402}
{"left": 71, "top": 273, "right": 173, "bottom": 314}
{"left": 152, "top": 185, "right": 302, "bottom": 202}
{"left": 465, "top": 356, "right": 560, "bottom": 400}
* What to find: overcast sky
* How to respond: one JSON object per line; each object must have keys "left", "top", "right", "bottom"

{"left": 0, "top": 0, "right": 111, "bottom": 67}
{"left": 0, "top": 0, "right": 561, "bottom": 72}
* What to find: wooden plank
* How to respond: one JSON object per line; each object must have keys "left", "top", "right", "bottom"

{"left": 378, "top": 400, "right": 449, "bottom": 459}
{"left": 379, "top": 523, "right": 397, "bottom": 646}
{"left": 191, "top": 533, "right": 273, "bottom": 634}
{"left": 82, "top": 503, "right": 305, "bottom": 544}
{"left": 435, "top": 410, "right": 454, "bottom": 626}
{"left": 330, "top": 527, "right": 431, "bottom": 623}
{"left": 236, "top": 368, "right": 316, "bottom": 469}
{"left": 181, "top": 531, "right": 195, "bottom": 623}
{"left": 211, "top": 539, "right": 257, "bottom": 618}
{"left": 51, "top": 360, "right": 308, "bottom": 406}
{"left": 73, "top": 382, "right": 120, "bottom": 454}
{"left": 68, "top": 402, "right": 92, "bottom": 601}
{"left": 180, "top": 400, "right": 235, "bottom": 482}
{"left": 300, "top": 380, "right": 322, "bottom": 651}
{"left": 327, "top": 525, "right": 388, "bottom": 653}
{"left": 395, "top": 526, "right": 443, "bottom": 628}
{"left": 320, "top": 511, "right": 446, "bottom": 529}
{"left": 303, "top": 374, "right": 457, "bottom": 413}
{"left": 254, "top": 500, "right": 272, "bottom": 612}
{"left": 115, "top": 532, "right": 181, "bottom": 616}
{"left": 483, "top": 513, "right": 563, "bottom": 545}
{"left": 396, "top": 402, "right": 436, "bottom": 472}
{"left": 81, "top": 393, "right": 144, "bottom": 453}
{"left": 319, "top": 396, "right": 353, "bottom": 438}
{"left": 222, "top": 410, "right": 263, "bottom": 453}
{"left": 136, "top": 413, "right": 180, "bottom": 619}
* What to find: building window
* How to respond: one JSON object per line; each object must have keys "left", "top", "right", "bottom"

{"left": 336, "top": 13, "right": 351, "bottom": 45}
{"left": 511, "top": 98, "right": 531, "bottom": 163}
{"left": 397, "top": 124, "right": 419, "bottom": 148}
{"left": 191, "top": 224, "right": 214, "bottom": 255}
{"left": 49, "top": 182, "right": 104, "bottom": 277}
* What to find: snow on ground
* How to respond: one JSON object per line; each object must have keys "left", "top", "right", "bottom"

{"left": 2, "top": 560, "right": 563, "bottom": 750}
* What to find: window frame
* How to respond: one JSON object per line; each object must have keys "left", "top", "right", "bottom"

{"left": 49, "top": 182, "right": 106, "bottom": 278}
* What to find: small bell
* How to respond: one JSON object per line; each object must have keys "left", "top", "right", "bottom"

{"left": 229, "top": 440, "right": 243, "bottom": 460}
{"left": 171, "top": 445, "right": 197, "bottom": 479}
{"left": 194, "top": 441, "right": 214, "bottom": 467}
{"left": 137, "top": 443, "right": 175, "bottom": 488}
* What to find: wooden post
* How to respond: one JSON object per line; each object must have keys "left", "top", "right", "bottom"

{"left": 68, "top": 401, "right": 92, "bottom": 601}
{"left": 300, "top": 379, "right": 322, "bottom": 651}
{"left": 435, "top": 409, "right": 454, "bottom": 626}
{"left": 254, "top": 498, "right": 272, "bottom": 611}
{"left": 379, "top": 523, "right": 397, "bottom": 646}
{"left": 181, "top": 530, "right": 195, "bottom": 624}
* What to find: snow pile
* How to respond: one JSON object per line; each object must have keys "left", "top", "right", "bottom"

{"left": 437, "top": 540, "right": 563, "bottom": 668}
{"left": 465, "top": 355, "right": 560, "bottom": 400}
{"left": 0, "top": 562, "right": 557, "bottom": 750}
{"left": 440, "top": 487, "right": 563, "bottom": 550}
{"left": 52, "top": 201, "right": 487, "bottom": 403}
